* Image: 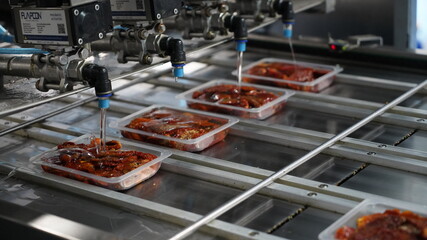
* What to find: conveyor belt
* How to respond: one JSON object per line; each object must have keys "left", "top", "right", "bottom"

{"left": 1, "top": 45, "right": 427, "bottom": 240}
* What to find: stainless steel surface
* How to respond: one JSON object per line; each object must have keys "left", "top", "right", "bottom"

{"left": 170, "top": 79, "right": 427, "bottom": 240}
{"left": 0, "top": 199, "right": 123, "bottom": 240}
{"left": 1, "top": 32, "right": 427, "bottom": 240}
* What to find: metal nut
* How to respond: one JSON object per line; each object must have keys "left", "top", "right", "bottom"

{"left": 74, "top": 9, "right": 79, "bottom": 16}
{"left": 156, "top": 13, "right": 161, "bottom": 19}
{"left": 78, "top": 38, "right": 84, "bottom": 44}
{"left": 95, "top": 4, "right": 100, "bottom": 11}
{"left": 173, "top": 8, "right": 179, "bottom": 14}
{"left": 98, "top": 32, "right": 104, "bottom": 39}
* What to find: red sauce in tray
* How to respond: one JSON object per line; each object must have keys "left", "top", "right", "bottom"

{"left": 121, "top": 108, "right": 228, "bottom": 151}
{"left": 335, "top": 209, "right": 427, "bottom": 240}
{"left": 41, "top": 138, "right": 157, "bottom": 178}
{"left": 244, "top": 62, "right": 330, "bottom": 91}
{"left": 191, "top": 84, "right": 279, "bottom": 109}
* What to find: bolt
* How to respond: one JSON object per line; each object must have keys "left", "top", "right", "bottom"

{"left": 74, "top": 9, "right": 79, "bottom": 16}
{"left": 367, "top": 152, "right": 376, "bottom": 156}
{"left": 78, "top": 38, "right": 84, "bottom": 44}
{"left": 98, "top": 32, "right": 104, "bottom": 39}
{"left": 417, "top": 118, "right": 425, "bottom": 122}
{"left": 21, "top": 116, "right": 26, "bottom": 120}
{"left": 205, "top": 31, "right": 216, "bottom": 40}
{"left": 318, "top": 184, "right": 328, "bottom": 189}
{"left": 378, "top": 144, "right": 387, "bottom": 148}
{"left": 156, "top": 13, "right": 161, "bottom": 19}
{"left": 57, "top": 55, "right": 68, "bottom": 66}
{"left": 155, "top": 23, "right": 166, "bottom": 33}
{"left": 4, "top": 121, "right": 9, "bottom": 125}
{"left": 173, "top": 8, "right": 179, "bottom": 14}
{"left": 142, "top": 54, "right": 153, "bottom": 64}
{"left": 78, "top": 48, "right": 90, "bottom": 59}
{"left": 219, "top": 4, "right": 229, "bottom": 12}
{"left": 95, "top": 4, "right": 100, "bottom": 11}
{"left": 249, "top": 231, "right": 259, "bottom": 236}
{"left": 64, "top": 82, "right": 73, "bottom": 91}
{"left": 138, "top": 30, "right": 149, "bottom": 39}
{"left": 307, "top": 192, "right": 317, "bottom": 197}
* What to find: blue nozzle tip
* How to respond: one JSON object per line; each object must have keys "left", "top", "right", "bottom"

{"left": 174, "top": 67, "right": 184, "bottom": 78}
{"left": 236, "top": 41, "right": 246, "bottom": 52}
{"left": 283, "top": 29, "right": 292, "bottom": 38}
{"left": 98, "top": 98, "right": 110, "bottom": 109}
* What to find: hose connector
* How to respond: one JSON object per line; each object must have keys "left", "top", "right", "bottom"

{"left": 274, "top": 0, "right": 294, "bottom": 38}
{"left": 81, "top": 64, "right": 112, "bottom": 109}
{"left": 160, "top": 37, "right": 186, "bottom": 78}
{"left": 224, "top": 15, "right": 248, "bottom": 52}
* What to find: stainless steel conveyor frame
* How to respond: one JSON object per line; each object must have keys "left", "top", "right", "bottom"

{"left": 1, "top": 0, "right": 427, "bottom": 239}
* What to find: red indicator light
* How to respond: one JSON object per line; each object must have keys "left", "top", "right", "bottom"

{"left": 330, "top": 44, "right": 336, "bottom": 50}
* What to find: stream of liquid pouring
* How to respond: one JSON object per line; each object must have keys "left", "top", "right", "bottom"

{"left": 237, "top": 51, "right": 243, "bottom": 85}
{"left": 288, "top": 37, "right": 298, "bottom": 76}
{"left": 99, "top": 108, "right": 107, "bottom": 152}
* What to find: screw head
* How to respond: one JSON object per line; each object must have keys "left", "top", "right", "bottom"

{"left": 98, "top": 32, "right": 104, "bottom": 39}
{"left": 4, "top": 121, "right": 9, "bottom": 125}
{"left": 78, "top": 38, "right": 84, "bottom": 44}
{"left": 318, "top": 184, "right": 328, "bottom": 189}
{"left": 367, "top": 151, "right": 376, "bottom": 156}
{"left": 249, "top": 231, "right": 259, "bottom": 236}
{"left": 74, "top": 9, "right": 79, "bottom": 16}
{"left": 95, "top": 4, "right": 100, "bottom": 11}
{"left": 378, "top": 144, "right": 387, "bottom": 148}
{"left": 58, "top": 55, "right": 68, "bottom": 66}
{"left": 307, "top": 192, "right": 317, "bottom": 197}
{"left": 156, "top": 13, "right": 161, "bottom": 19}
{"left": 173, "top": 8, "right": 179, "bottom": 14}
{"left": 417, "top": 118, "right": 425, "bottom": 122}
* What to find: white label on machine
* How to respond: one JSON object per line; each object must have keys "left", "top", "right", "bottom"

{"left": 110, "top": 0, "right": 147, "bottom": 20}
{"left": 19, "top": 9, "right": 68, "bottom": 45}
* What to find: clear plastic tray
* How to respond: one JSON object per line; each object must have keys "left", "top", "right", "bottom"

{"left": 318, "top": 199, "right": 427, "bottom": 240}
{"left": 232, "top": 58, "right": 343, "bottom": 92}
{"left": 30, "top": 134, "right": 172, "bottom": 191}
{"left": 176, "top": 79, "right": 295, "bottom": 119}
{"left": 109, "top": 104, "right": 239, "bottom": 152}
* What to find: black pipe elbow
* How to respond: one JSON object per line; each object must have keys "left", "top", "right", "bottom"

{"left": 224, "top": 15, "right": 248, "bottom": 40}
{"left": 159, "top": 37, "right": 186, "bottom": 66}
{"left": 82, "top": 64, "right": 112, "bottom": 97}
{"left": 273, "top": 0, "right": 294, "bottom": 24}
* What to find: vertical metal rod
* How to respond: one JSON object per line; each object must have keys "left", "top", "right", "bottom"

{"left": 170, "top": 80, "right": 427, "bottom": 240}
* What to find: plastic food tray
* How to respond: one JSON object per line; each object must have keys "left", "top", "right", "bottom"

{"left": 109, "top": 104, "right": 239, "bottom": 152}
{"left": 232, "top": 58, "right": 343, "bottom": 92}
{"left": 176, "top": 79, "right": 295, "bottom": 119}
{"left": 318, "top": 199, "right": 427, "bottom": 240}
{"left": 30, "top": 134, "right": 172, "bottom": 190}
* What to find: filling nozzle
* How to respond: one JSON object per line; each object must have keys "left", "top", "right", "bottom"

{"left": 81, "top": 64, "right": 112, "bottom": 109}
{"left": 274, "top": 0, "right": 295, "bottom": 38}
{"left": 224, "top": 15, "right": 248, "bottom": 52}
{"left": 159, "top": 37, "right": 186, "bottom": 81}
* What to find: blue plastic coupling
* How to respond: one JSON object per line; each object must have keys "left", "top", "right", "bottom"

{"left": 97, "top": 93, "right": 112, "bottom": 109}
{"left": 0, "top": 35, "right": 14, "bottom": 43}
{"left": 113, "top": 25, "right": 129, "bottom": 31}
{"left": 172, "top": 63, "right": 185, "bottom": 78}
{"left": 0, "top": 48, "right": 48, "bottom": 55}
{"left": 235, "top": 39, "right": 248, "bottom": 52}
{"left": 283, "top": 24, "right": 293, "bottom": 38}
{"left": 98, "top": 98, "right": 110, "bottom": 109}
{"left": 0, "top": 25, "right": 14, "bottom": 43}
